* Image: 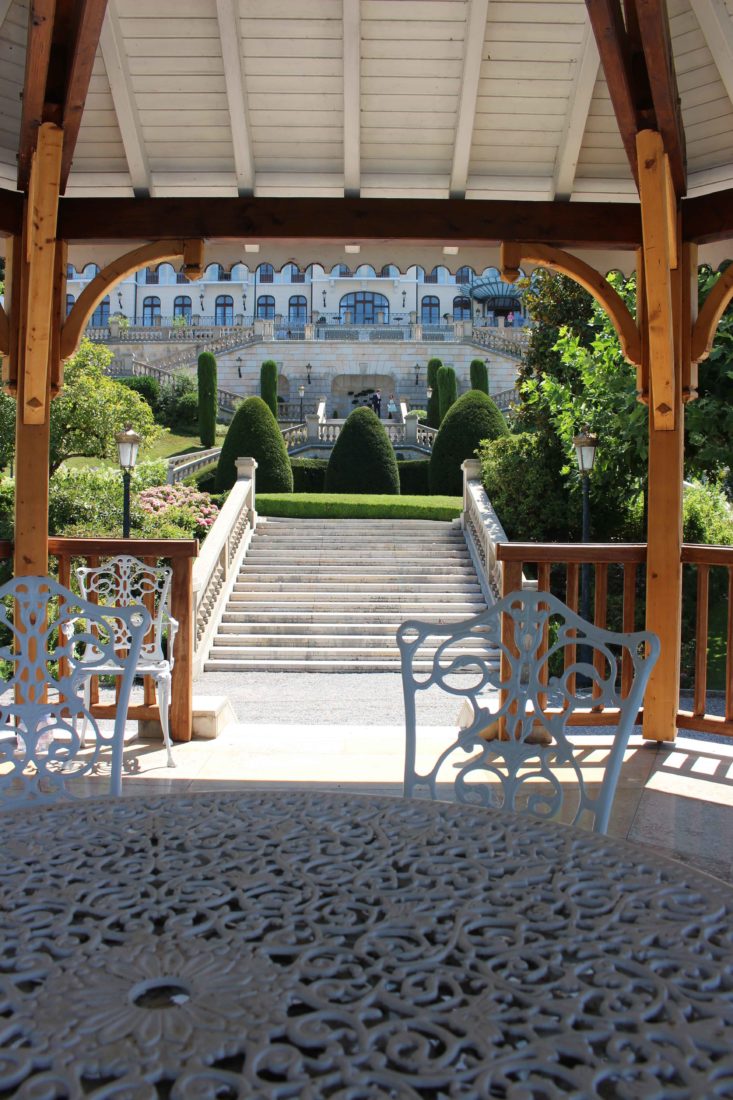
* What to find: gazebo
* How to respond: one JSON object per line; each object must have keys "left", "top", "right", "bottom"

{"left": 1, "top": 0, "right": 732, "bottom": 746}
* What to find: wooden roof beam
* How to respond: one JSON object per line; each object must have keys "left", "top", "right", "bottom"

{"left": 449, "top": 0, "right": 489, "bottom": 199}
{"left": 342, "top": 0, "right": 361, "bottom": 197}
{"left": 99, "top": 0, "right": 150, "bottom": 197}
{"left": 17, "top": 0, "right": 56, "bottom": 191}
{"left": 586, "top": 0, "right": 641, "bottom": 185}
{"left": 553, "top": 18, "right": 600, "bottom": 200}
{"left": 216, "top": 0, "right": 254, "bottom": 197}
{"left": 634, "top": 0, "right": 686, "bottom": 195}
{"left": 59, "top": 0, "right": 108, "bottom": 190}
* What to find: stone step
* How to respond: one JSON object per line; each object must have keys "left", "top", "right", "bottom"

{"left": 239, "top": 564, "right": 474, "bottom": 577}
{"left": 232, "top": 575, "right": 480, "bottom": 589}
{"left": 227, "top": 591, "right": 485, "bottom": 605}
{"left": 259, "top": 519, "right": 457, "bottom": 529}
{"left": 212, "top": 632, "right": 496, "bottom": 650}
{"left": 245, "top": 548, "right": 471, "bottom": 559}
{"left": 204, "top": 656, "right": 498, "bottom": 673}
{"left": 220, "top": 608, "right": 484, "bottom": 623}
{"left": 217, "top": 620, "right": 472, "bottom": 635}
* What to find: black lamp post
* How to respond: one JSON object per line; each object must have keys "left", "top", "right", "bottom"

{"left": 116, "top": 425, "right": 141, "bottom": 539}
{"left": 236, "top": 356, "right": 242, "bottom": 379}
{"left": 415, "top": 363, "right": 420, "bottom": 386}
{"left": 299, "top": 384, "right": 305, "bottom": 421}
{"left": 306, "top": 362, "right": 312, "bottom": 384}
{"left": 573, "top": 428, "right": 598, "bottom": 625}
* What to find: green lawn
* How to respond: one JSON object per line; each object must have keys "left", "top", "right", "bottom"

{"left": 255, "top": 493, "right": 462, "bottom": 521}
{"left": 64, "top": 431, "right": 208, "bottom": 470}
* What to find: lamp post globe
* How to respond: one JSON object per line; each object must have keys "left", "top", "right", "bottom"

{"left": 116, "top": 425, "right": 141, "bottom": 539}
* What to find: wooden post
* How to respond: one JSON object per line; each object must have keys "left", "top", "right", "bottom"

{"left": 12, "top": 123, "right": 63, "bottom": 578}
{"left": 641, "top": 207, "right": 689, "bottom": 744}
{"left": 169, "top": 553, "right": 194, "bottom": 742}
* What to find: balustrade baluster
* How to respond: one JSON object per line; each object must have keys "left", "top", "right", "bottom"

{"left": 693, "top": 564, "right": 710, "bottom": 718}
{"left": 622, "top": 563, "right": 637, "bottom": 698}
{"left": 565, "top": 562, "right": 579, "bottom": 693}
{"left": 592, "top": 564, "right": 609, "bottom": 705}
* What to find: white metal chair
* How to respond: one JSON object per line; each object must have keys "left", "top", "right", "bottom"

{"left": 398, "top": 589, "right": 660, "bottom": 834}
{"left": 76, "top": 555, "right": 177, "bottom": 768}
{"left": 0, "top": 575, "right": 150, "bottom": 810}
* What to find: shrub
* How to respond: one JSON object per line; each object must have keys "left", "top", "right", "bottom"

{"left": 138, "top": 483, "right": 220, "bottom": 539}
{"left": 291, "top": 457, "right": 327, "bottom": 492}
{"left": 216, "top": 396, "right": 293, "bottom": 493}
{"left": 470, "top": 359, "right": 489, "bottom": 394}
{"left": 119, "top": 375, "right": 161, "bottom": 412}
{"left": 197, "top": 351, "right": 217, "bottom": 447}
{"left": 190, "top": 463, "right": 217, "bottom": 494}
{"left": 397, "top": 459, "right": 430, "bottom": 495}
{"left": 426, "top": 358, "right": 441, "bottom": 428}
{"left": 0, "top": 477, "right": 13, "bottom": 540}
{"left": 682, "top": 479, "right": 733, "bottom": 544}
{"left": 437, "top": 365, "right": 458, "bottom": 423}
{"left": 479, "top": 432, "right": 576, "bottom": 541}
{"left": 157, "top": 374, "right": 198, "bottom": 429}
{"left": 325, "top": 406, "right": 400, "bottom": 494}
{"left": 430, "top": 390, "right": 509, "bottom": 496}
{"left": 260, "top": 360, "right": 278, "bottom": 418}
{"left": 406, "top": 409, "right": 426, "bottom": 420}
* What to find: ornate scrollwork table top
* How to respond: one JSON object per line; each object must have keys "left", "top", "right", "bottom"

{"left": 2, "top": 789, "right": 733, "bottom": 1099}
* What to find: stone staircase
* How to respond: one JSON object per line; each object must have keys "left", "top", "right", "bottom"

{"left": 205, "top": 517, "right": 497, "bottom": 672}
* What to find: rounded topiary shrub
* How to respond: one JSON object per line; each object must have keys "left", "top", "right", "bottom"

{"left": 429, "top": 390, "right": 509, "bottom": 496}
{"left": 197, "top": 351, "right": 217, "bottom": 447}
{"left": 215, "top": 396, "right": 293, "bottom": 493}
{"left": 469, "top": 358, "right": 489, "bottom": 394}
{"left": 437, "top": 365, "right": 457, "bottom": 423}
{"left": 325, "top": 406, "right": 400, "bottom": 494}
{"left": 260, "top": 360, "right": 278, "bottom": 418}
{"left": 426, "top": 358, "right": 442, "bottom": 428}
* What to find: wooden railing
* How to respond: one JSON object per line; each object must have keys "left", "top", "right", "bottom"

{"left": 0, "top": 538, "right": 198, "bottom": 742}
{"left": 496, "top": 542, "right": 733, "bottom": 738}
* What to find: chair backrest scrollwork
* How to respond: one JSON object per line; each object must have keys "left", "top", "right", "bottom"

{"left": 76, "top": 555, "right": 172, "bottom": 665}
{"left": 398, "top": 589, "right": 660, "bottom": 834}
{"left": 0, "top": 575, "right": 150, "bottom": 810}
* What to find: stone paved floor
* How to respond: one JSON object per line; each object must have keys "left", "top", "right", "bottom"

{"left": 97, "top": 671, "right": 733, "bottom": 885}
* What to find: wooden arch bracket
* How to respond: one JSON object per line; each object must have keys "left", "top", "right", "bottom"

{"left": 61, "top": 238, "right": 205, "bottom": 360}
{"left": 691, "top": 264, "right": 733, "bottom": 366}
{"left": 500, "top": 240, "right": 642, "bottom": 367}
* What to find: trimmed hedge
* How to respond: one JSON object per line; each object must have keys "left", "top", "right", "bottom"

{"left": 119, "top": 375, "right": 160, "bottom": 411}
{"left": 189, "top": 462, "right": 218, "bottom": 494}
{"left": 216, "top": 396, "right": 293, "bottom": 492}
{"left": 260, "top": 360, "right": 278, "bottom": 418}
{"left": 469, "top": 359, "right": 489, "bottom": 394}
{"left": 478, "top": 432, "right": 574, "bottom": 542}
{"left": 429, "top": 389, "right": 509, "bottom": 496}
{"left": 256, "top": 493, "right": 461, "bottom": 521}
{"left": 437, "top": 365, "right": 457, "bottom": 423}
{"left": 426, "top": 358, "right": 441, "bottom": 428}
{"left": 397, "top": 459, "right": 430, "bottom": 495}
{"left": 325, "top": 406, "right": 400, "bottom": 494}
{"left": 291, "top": 457, "right": 327, "bottom": 492}
{"left": 197, "top": 351, "right": 217, "bottom": 447}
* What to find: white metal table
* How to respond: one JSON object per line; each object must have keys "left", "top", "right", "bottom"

{"left": 2, "top": 790, "right": 733, "bottom": 1098}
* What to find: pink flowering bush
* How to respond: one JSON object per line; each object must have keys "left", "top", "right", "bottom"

{"left": 137, "top": 484, "right": 220, "bottom": 539}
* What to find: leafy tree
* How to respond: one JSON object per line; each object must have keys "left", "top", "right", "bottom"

{"left": 426, "top": 358, "right": 441, "bottom": 428}
{"left": 437, "top": 365, "right": 457, "bottom": 423}
{"left": 686, "top": 266, "right": 733, "bottom": 494}
{"left": 260, "top": 360, "right": 278, "bottom": 418}
{"left": 197, "top": 351, "right": 217, "bottom": 447}
{"left": 0, "top": 392, "right": 14, "bottom": 470}
{"left": 325, "top": 406, "right": 399, "bottom": 494}
{"left": 480, "top": 432, "right": 577, "bottom": 542}
{"left": 24, "top": 339, "right": 158, "bottom": 475}
{"left": 469, "top": 358, "right": 489, "bottom": 394}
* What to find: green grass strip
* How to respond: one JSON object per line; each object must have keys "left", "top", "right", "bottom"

{"left": 255, "top": 493, "right": 462, "bottom": 521}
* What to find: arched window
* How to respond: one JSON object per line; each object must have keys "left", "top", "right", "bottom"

{"left": 424, "top": 266, "right": 441, "bottom": 285}
{"left": 332, "top": 264, "right": 351, "bottom": 278}
{"left": 285, "top": 263, "right": 305, "bottom": 284}
{"left": 82, "top": 263, "right": 99, "bottom": 279}
{"left": 144, "top": 266, "right": 159, "bottom": 285}
{"left": 215, "top": 295, "right": 234, "bottom": 325}
{"left": 452, "top": 296, "right": 471, "bottom": 320}
{"left": 421, "top": 296, "right": 440, "bottom": 324}
{"left": 66, "top": 293, "right": 75, "bottom": 318}
{"left": 456, "top": 266, "right": 473, "bottom": 284}
{"left": 90, "top": 296, "right": 110, "bottom": 326}
{"left": 380, "top": 264, "right": 397, "bottom": 278}
{"left": 256, "top": 295, "right": 275, "bottom": 319}
{"left": 142, "top": 296, "right": 161, "bottom": 325}
{"left": 174, "top": 295, "right": 192, "bottom": 321}
{"left": 258, "top": 263, "right": 274, "bottom": 284}
{"left": 289, "top": 295, "right": 307, "bottom": 323}
{"left": 339, "top": 291, "right": 389, "bottom": 324}
{"left": 66, "top": 264, "right": 76, "bottom": 279}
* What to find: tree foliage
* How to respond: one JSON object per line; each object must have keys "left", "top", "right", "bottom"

{"left": 469, "top": 358, "right": 489, "bottom": 394}
{"left": 260, "top": 359, "right": 278, "bottom": 418}
{"left": 325, "top": 406, "right": 400, "bottom": 494}
{"left": 197, "top": 351, "right": 217, "bottom": 447}
{"left": 437, "top": 365, "right": 458, "bottom": 423}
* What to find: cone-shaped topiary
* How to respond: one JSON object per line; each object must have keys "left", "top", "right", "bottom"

{"left": 197, "top": 351, "right": 218, "bottom": 447}
{"left": 429, "top": 389, "right": 509, "bottom": 496}
{"left": 426, "top": 358, "right": 441, "bottom": 428}
{"left": 325, "top": 406, "right": 400, "bottom": 494}
{"left": 437, "top": 365, "right": 457, "bottom": 423}
{"left": 216, "top": 396, "right": 293, "bottom": 493}
{"left": 469, "top": 358, "right": 489, "bottom": 394}
{"left": 260, "top": 360, "right": 278, "bottom": 418}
